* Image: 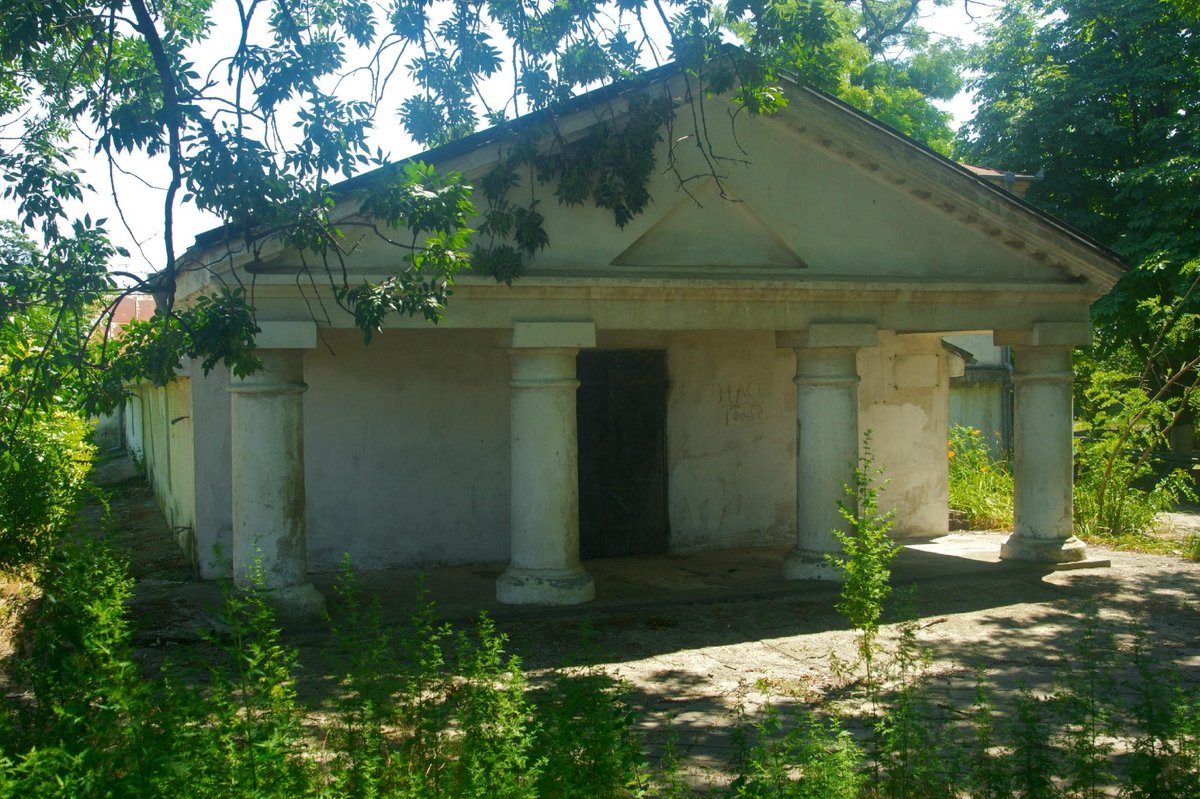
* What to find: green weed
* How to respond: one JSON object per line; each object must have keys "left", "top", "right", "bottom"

{"left": 827, "top": 435, "right": 900, "bottom": 717}
{"left": 961, "top": 669, "right": 1011, "bottom": 799}
{"left": 531, "top": 666, "right": 647, "bottom": 798}
{"left": 1052, "top": 605, "right": 1117, "bottom": 799}
{"left": 4, "top": 475, "right": 1200, "bottom": 799}
{"left": 1073, "top": 357, "right": 1197, "bottom": 545}
{"left": 1185, "top": 532, "right": 1200, "bottom": 561}
{"left": 1124, "top": 626, "right": 1200, "bottom": 799}
{"left": 730, "top": 701, "right": 864, "bottom": 799}
{"left": 1007, "top": 687, "right": 1059, "bottom": 799}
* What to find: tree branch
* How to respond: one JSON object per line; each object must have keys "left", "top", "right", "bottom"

{"left": 127, "top": 0, "right": 183, "bottom": 306}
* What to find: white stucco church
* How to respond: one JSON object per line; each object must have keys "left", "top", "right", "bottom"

{"left": 128, "top": 61, "right": 1126, "bottom": 618}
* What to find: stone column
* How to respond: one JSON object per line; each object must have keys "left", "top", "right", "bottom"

{"left": 995, "top": 323, "right": 1090, "bottom": 563}
{"left": 777, "top": 324, "right": 877, "bottom": 580}
{"left": 497, "top": 322, "right": 597, "bottom": 605}
{"left": 228, "top": 322, "right": 325, "bottom": 621}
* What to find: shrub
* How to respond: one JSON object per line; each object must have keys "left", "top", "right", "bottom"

{"left": 1125, "top": 626, "right": 1200, "bottom": 799}
{"left": 0, "top": 410, "right": 95, "bottom": 566}
{"left": 178, "top": 574, "right": 316, "bottom": 798}
{"left": 532, "top": 667, "right": 647, "bottom": 798}
{"left": 961, "top": 669, "right": 1011, "bottom": 799}
{"left": 1, "top": 537, "right": 159, "bottom": 797}
{"left": 1052, "top": 605, "right": 1118, "bottom": 799}
{"left": 7, "top": 480, "right": 1200, "bottom": 799}
{"left": 1073, "top": 432, "right": 1194, "bottom": 542}
{"left": 947, "top": 425, "right": 1014, "bottom": 531}
{"left": 1008, "top": 687, "right": 1058, "bottom": 799}
{"left": 875, "top": 682, "right": 957, "bottom": 799}
{"left": 1073, "top": 358, "right": 1197, "bottom": 543}
{"left": 450, "top": 614, "right": 542, "bottom": 799}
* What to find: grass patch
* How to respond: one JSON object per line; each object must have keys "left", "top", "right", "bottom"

{"left": 1183, "top": 532, "right": 1200, "bottom": 561}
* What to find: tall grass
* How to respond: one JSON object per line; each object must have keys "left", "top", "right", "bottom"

{"left": 947, "top": 425, "right": 1014, "bottom": 531}
{"left": 1073, "top": 436, "right": 1194, "bottom": 545}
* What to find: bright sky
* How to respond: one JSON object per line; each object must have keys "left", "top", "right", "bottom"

{"left": 924, "top": 0, "right": 995, "bottom": 123}
{"left": 12, "top": 1, "right": 997, "bottom": 278}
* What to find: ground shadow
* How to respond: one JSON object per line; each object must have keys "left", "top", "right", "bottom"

{"left": 34, "top": 460, "right": 1199, "bottom": 789}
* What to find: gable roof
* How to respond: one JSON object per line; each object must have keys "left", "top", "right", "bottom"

{"left": 187, "top": 55, "right": 1127, "bottom": 288}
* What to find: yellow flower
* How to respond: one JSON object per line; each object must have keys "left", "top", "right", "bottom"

{"left": 948, "top": 450, "right": 955, "bottom": 459}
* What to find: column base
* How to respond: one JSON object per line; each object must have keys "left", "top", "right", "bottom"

{"left": 782, "top": 548, "right": 846, "bottom": 582}
{"left": 497, "top": 566, "right": 595, "bottom": 606}
{"left": 1000, "top": 533, "right": 1087, "bottom": 564}
{"left": 261, "top": 582, "right": 327, "bottom": 623}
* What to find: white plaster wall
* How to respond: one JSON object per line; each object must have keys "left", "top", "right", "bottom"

{"left": 133, "top": 379, "right": 196, "bottom": 546}
{"left": 172, "top": 326, "right": 952, "bottom": 575}
{"left": 302, "top": 328, "right": 512, "bottom": 571}
{"left": 123, "top": 391, "right": 145, "bottom": 460}
{"left": 142, "top": 384, "right": 171, "bottom": 518}
{"left": 858, "top": 333, "right": 951, "bottom": 538}
{"left": 166, "top": 378, "right": 196, "bottom": 539}
{"left": 186, "top": 361, "right": 233, "bottom": 578}
{"left": 296, "top": 328, "right": 796, "bottom": 571}
{"left": 658, "top": 331, "right": 795, "bottom": 550}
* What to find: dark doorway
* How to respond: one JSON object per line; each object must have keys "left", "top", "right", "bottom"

{"left": 577, "top": 350, "right": 669, "bottom": 559}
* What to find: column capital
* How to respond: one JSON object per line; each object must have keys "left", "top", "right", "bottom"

{"left": 511, "top": 321, "right": 596, "bottom": 350}
{"left": 1012, "top": 344, "right": 1074, "bottom": 382}
{"left": 508, "top": 348, "right": 580, "bottom": 391}
{"left": 229, "top": 347, "right": 306, "bottom": 395}
{"left": 777, "top": 322, "right": 878, "bottom": 351}
{"left": 994, "top": 321, "right": 1092, "bottom": 348}
{"left": 256, "top": 321, "right": 318, "bottom": 350}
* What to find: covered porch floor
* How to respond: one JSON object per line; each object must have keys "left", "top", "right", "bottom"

{"left": 178, "top": 534, "right": 1107, "bottom": 629}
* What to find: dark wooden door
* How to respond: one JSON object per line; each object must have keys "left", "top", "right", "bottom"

{"left": 577, "top": 350, "right": 669, "bottom": 559}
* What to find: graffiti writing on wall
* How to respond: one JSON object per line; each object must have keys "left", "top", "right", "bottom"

{"left": 718, "top": 377, "right": 767, "bottom": 425}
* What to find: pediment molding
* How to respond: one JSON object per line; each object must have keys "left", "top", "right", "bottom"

{"left": 775, "top": 82, "right": 1124, "bottom": 289}
{"left": 609, "top": 179, "right": 806, "bottom": 273}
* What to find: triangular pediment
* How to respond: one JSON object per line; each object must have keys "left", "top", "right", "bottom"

{"left": 185, "top": 56, "right": 1127, "bottom": 298}
{"left": 610, "top": 179, "right": 806, "bottom": 271}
